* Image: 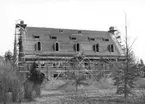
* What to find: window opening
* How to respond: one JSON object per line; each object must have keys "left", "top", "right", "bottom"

{"left": 69, "top": 36, "right": 76, "bottom": 40}
{"left": 102, "top": 37, "right": 109, "bottom": 41}
{"left": 55, "top": 42, "right": 59, "bottom": 51}
{"left": 108, "top": 44, "right": 114, "bottom": 52}
{"left": 78, "top": 31, "right": 82, "bottom": 34}
{"left": 88, "top": 37, "right": 95, "bottom": 41}
{"left": 50, "top": 36, "right": 57, "bottom": 39}
{"left": 59, "top": 30, "right": 63, "bottom": 33}
{"left": 34, "top": 36, "right": 40, "bottom": 38}
{"left": 53, "top": 42, "right": 60, "bottom": 51}
{"left": 76, "top": 43, "right": 80, "bottom": 51}
{"left": 35, "top": 42, "right": 41, "bottom": 51}
{"left": 93, "top": 44, "right": 99, "bottom": 52}
{"left": 74, "top": 43, "right": 80, "bottom": 52}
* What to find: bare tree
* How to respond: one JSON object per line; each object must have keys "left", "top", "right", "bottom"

{"left": 113, "top": 13, "right": 139, "bottom": 99}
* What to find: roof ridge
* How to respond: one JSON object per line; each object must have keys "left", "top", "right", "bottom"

{"left": 26, "top": 26, "right": 107, "bottom": 32}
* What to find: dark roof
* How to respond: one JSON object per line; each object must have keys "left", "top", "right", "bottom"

{"left": 25, "top": 26, "right": 110, "bottom": 39}
{"left": 24, "top": 26, "right": 125, "bottom": 57}
{"left": 26, "top": 26, "right": 107, "bottom": 33}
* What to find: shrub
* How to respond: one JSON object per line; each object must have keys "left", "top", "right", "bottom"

{"left": 0, "top": 61, "right": 22, "bottom": 103}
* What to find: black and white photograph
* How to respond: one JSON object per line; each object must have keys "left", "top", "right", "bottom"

{"left": 0, "top": 0, "right": 145, "bottom": 104}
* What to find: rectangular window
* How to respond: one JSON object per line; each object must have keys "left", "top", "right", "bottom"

{"left": 33, "top": 35, "right": 40, "bottom": 39}
{"left": 90, "top": 38, "right": 95, "bottom": 41}
{"left": 78, "top": 31, "right": 82, "bottom": 34}
{"left": 102, "top": 37, "right": 109, "bottom": 41}
{"left": 88, "top": 37, "right": 95, "bottom": 41}
{"left": 34, "top": 36, "right": 39, "bottom": 38}
{"left": 104, "top": 39, "right": 109, "bottom": 41}
{"left": 69, "top": 36, "right": 76, "bottom": 40}
{"left": 59, "top": 29, "right": 63, "bottom": 33}
{"left": 50, "top": 36, "right": 57, "bottom": 39}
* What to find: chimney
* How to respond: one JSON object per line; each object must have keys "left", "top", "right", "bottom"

{"left": 20, "top": 20, "right": 24, "bottom": 25}
{"left": 108, "top": 26, "right": 117, "bottom": 34}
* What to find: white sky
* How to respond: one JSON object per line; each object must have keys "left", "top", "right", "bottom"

{"left": 0, "top": 0, "right": 145, "bottom": 61}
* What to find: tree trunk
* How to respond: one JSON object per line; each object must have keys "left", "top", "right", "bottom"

{"left": 24, "top": 80, "right": 34, "bottom": 100}
{"left": 33, "top": 84, "right": 41, "bottom": 97}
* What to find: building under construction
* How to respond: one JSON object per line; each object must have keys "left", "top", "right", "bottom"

{"left": 13, "top": 20, "right": 125, "bottom": 79}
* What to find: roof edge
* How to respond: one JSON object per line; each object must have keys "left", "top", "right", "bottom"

{"left": 26, "top": 26, "right": 108, "bottom": 33}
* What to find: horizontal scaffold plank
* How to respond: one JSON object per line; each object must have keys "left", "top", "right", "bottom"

{"left": 23, "top": 55, "right": 125, "bottom": 59}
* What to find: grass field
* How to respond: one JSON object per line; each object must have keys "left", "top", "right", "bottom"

{"left": 19, "top": 78, "right": 145, "bottom": 104}
{"left": 2, "top": 78, "right": 145, "bottom": 104}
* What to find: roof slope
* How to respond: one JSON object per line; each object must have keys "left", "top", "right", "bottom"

{"left": 23, "top": 26, "right": 124, "bottom": 57}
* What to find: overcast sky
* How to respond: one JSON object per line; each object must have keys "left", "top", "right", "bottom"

{"left": 0, "top": 0, "right": 145, "bottom": 61}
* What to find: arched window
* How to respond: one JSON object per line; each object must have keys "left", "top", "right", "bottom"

{"left": 93, "top": 44, "right": 99, "bottom": 52}
{"left": 53, "top": 42, "right": 60, "bottom": 51}
{"left": 35, "top": 42, "right": 42, "bottom": 51}
{"left": 108, "top": 44, "right": 114, "bottom": 52}
{"left": 74, "top": 43, "right": 80, "bottom": 52}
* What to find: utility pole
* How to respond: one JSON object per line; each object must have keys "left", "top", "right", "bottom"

{"left": 124, "top": 12, "right": 129, "bottom": 99}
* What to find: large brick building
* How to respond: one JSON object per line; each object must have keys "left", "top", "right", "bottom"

{"left": 13, "top": 20, "right": 125, "bottom": 79}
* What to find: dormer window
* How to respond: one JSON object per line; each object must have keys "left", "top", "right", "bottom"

{"left": 78, "top": 31, "right": 82, "bottom": 34}
{"left": 53, "top": 42, "right": 60, "bottom": 51}
{"left": 69, "top": 36, "right": 76, "bottom": 40}
{"left": 35, "top": 42, "right": 42, "bottom": 51}
{"left": 93, "top": 44, "right": 99, "bottom": 52}
{"left": 102, "top": 37, "right": 109, "bottom": 41}
{"left": 88, "top": 37, "right": 95, "bottom": 41}
{"left": 34, "top": 36, "right": 39, "bottom": 38}
{"left": 74, "top": 43, "right": 80, "bottom": 52}
{"left": 33, "top": 35, "right": 40, "bottom": 39}
{"left": 105, "top": 39, "right": 109, "bottom": 41}
{"left": 59, "top": 29, "right": 63, "bottom": 33}
{"left": 50, "top": 36, "right": 57, "bottom": 39}
{"left": 108, "top": 44, "right": 114, "bottom": 52}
